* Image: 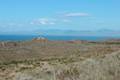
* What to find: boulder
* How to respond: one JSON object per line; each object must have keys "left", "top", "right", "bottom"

{"left": 67, "top": 40, "right": 88, "bottom": 44}
{"left": 0, "top": 42, "right": 18, "bottom": 47}
{"left": 32, "top": 37, "right": 48, "bottom": 42}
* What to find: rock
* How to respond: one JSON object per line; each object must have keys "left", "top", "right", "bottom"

{"left": 67, "top": 40, "right": 88, "bottom": 44}
{"left": 32, "top": 37, "right": 48, "bottom": 42}
{"left": 0, "top": 42, "right": 18, "bottom": 47}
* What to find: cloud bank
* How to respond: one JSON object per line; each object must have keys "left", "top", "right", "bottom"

{"left": 64, "top": 12, "right": 89, "bottom": 17}
{"left": 30, "top": 12, "right": 90, "bottom": 26}
{"left": 31, "top": 18, "right": 56, "bottom": 25}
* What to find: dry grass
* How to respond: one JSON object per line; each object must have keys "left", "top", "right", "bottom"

{"left": 0, "top": 40, "right": 120, "bottom": 80}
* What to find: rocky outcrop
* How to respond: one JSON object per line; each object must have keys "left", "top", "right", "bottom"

{"left": 0, "top": 42, "right": 18, "bottom": 47}
{"left": 32, "top": 37, "right": 48, "bottom": 42}
{"left": 67, "top": 40, "right": 89, "bottom": 44}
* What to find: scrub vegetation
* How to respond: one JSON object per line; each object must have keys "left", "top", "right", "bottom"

{"left": 0, "top": 39, "right": 120, "bottom": 80}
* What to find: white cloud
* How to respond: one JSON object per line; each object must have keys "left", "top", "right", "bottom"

{"left": 64, "top": 12, "right": 89, "bottom": 17}
{"left": 31, "top": 18, "right": 56, "bottom": 25}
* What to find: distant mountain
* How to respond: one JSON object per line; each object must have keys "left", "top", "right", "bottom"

{"left": 36, "top": 29, "right": 120, "bottom": 37}
{"left": 36, "top": 29, "right": 93, "bottom": 36}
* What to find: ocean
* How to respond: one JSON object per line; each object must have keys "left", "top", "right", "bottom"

{"left": 0, "top": 35, "right": 119, "bottom": 41}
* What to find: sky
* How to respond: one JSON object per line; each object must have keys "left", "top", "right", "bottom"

{"left": 0, "top": 0, "right": 120, "bottom": 35}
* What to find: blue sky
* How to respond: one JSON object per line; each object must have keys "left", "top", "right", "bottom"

{"left": 0, "top": 0, "right": 120, "bottom": 35}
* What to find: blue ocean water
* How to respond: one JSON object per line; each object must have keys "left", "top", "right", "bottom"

{"left": 0, "top": 35, "right": 119, "bottom": 41}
